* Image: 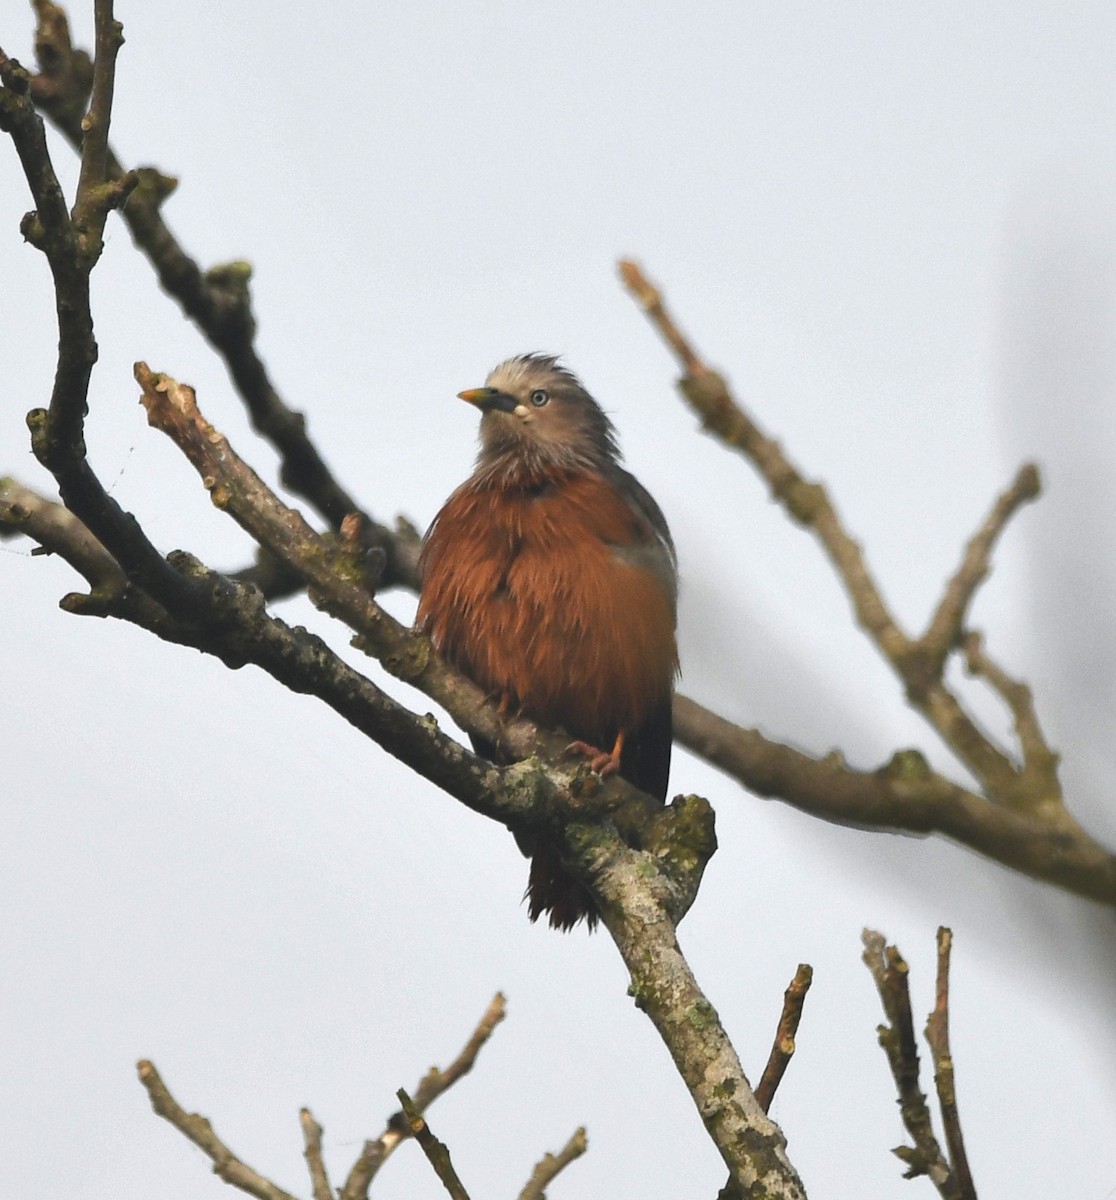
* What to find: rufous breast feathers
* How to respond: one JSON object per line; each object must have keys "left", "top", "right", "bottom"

{"left": 418, "top": 470, "right": 677, "bottom": 745}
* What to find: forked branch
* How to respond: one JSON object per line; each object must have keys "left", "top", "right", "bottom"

{"left": 862, "top": 928, "right": 977, "bottom": 1199}
{"left": 619, "top": 259, "right": 1116, "bottom": 906}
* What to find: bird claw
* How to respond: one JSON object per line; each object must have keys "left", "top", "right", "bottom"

{"left": 565, "top": 739, "right": 622, "bottom": 778}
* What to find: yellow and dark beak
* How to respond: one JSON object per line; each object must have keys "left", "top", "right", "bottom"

{"left": 458, "top": 387, "right": 519, "bottom": 414}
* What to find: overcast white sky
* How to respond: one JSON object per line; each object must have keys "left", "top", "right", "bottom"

{"left": 4, "top": 3, "right": 1116, "bottom": 1197}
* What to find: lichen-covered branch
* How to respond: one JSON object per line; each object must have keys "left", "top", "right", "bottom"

{"left": 128, "top": 364, "right": 804, "bottom": 1190}
{"left": 586, "top": 804, "right": 806, "bottom": 1198}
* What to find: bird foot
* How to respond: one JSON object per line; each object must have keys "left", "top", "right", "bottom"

{"left": 565, "top": 736, "right": 623, "bottom": 778}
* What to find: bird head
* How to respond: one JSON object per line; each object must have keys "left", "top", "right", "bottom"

{"left": 460, "top": 354, "right": 620, "bottom": 476}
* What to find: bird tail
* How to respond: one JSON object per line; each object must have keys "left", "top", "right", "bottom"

{"left": 525, "top": 840, "right": 599, "bottom": 931}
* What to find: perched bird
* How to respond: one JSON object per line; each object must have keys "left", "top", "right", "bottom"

{"left": 417, "top": 354, "right": 678, "bottom": 930}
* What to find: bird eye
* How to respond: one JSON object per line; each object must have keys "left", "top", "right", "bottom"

{"left": 529, "top": 389, "right": 550, "bottom": 407}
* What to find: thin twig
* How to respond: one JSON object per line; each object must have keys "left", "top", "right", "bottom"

{"left": 72, "top": 0, "right": 127, "bottom": 264}
{"left": 924, "top": 929, "right": 978, "bottom": 1200}
{"left": 412, "top": 991, "right": 508, "bottom": 1106}
{"left": 617, "top": 259, "right": 704, "bottom": 374}
{"left": 29, "top": 1, "right": 93, "bottom": 130}
{"left": 920, "top": 464, "right": 1041, "bottom": 671}
{"left": 299, "top": 1107, "right": 333, "bottom": 1200}
{"left": 397, "top": 1088, "right": 472, "bottom": 1200}
{"left": 137, "top": 1060, "right": 300, "bottom": 1200}
{"left": 339, "top": 993, "right": 507, "bottom": 1200}
{"left": 861, "top": 932, "right": 955, "bottom": 1196}
{"left": 755, "top": 964, "right": 813, "bottom": 1113}
{"left": 516, "top": 1127, "right": 589, "bottom": 1200}
{"left": 963, "top": 633, "right": 1062, "bottom": 811}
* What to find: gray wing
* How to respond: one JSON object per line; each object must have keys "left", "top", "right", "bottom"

{"left": 605, "top": 464, "right": 678, "bottom": 614}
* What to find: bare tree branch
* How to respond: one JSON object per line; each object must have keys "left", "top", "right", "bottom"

{"left": 920, "top": 465, "right": 1041, "bottom": 673}
{"left": 517, "top": 1127, "right": 589, "bottom": 1200}
{"left": 862, "top": 929, "right": 984, "bottom": 1198}
{"left": 619, "top": 259, "right": 1029, "bottom": 789}
{"left": 963, "top": 633, "right": 1061, "bottom": 809}
{"left": 71, "top": 0, "right": 125, "bottom": 262}
{"left": 591, "top": 799, "right": 805, "bottom": 1198}
{"left": 619, "top": 259, "right": 1116, "bottom": 906}
{"left": 673, "top": 695, "right": 1116, "bottom": 903}
{"left": 755, "top": 964, "right": 813, "bottom": 1113}
{"left": 861, "top": 931, "right": 955, "bottom": 1193}
{"left": 137, "top": 1060, "right": 301, "bottom": 1200}
{"left": 26, "top": 1, "right": 413, "bottom": 586}
{"left": 1, "top": 21, "right": 210, "bottom": 615}
{"left": 298, "top": 1108, "right": 332, "bottom": 1200}
{"left": 12, "top": 21, "right": 1112, "bottom": 919}
{"left": 131, "top": 993, "right": 524, "bottom": 1200}
{"left": 397, "top": 1088, "right": 473, "bottom": 1200}
{"left": 339, "top": 992, "right": 508, "bottom": 1200}
{"left": 924, "top": 929, "right": 978, "bottom": 1200}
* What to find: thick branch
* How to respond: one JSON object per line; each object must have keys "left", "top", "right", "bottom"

{"left": 587, "top": 812, "right": 805, "bottom": 1198}
{"left": 673, "top": 695, "right": 1116, "bottom": 904}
